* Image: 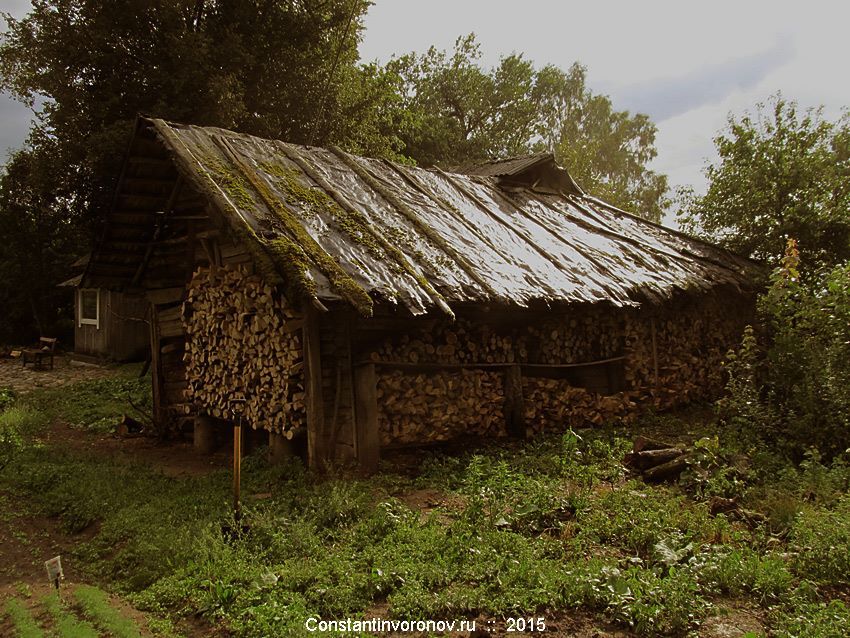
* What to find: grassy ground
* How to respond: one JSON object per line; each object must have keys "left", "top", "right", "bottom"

{"left": 0, "top": 371, "right": 848, "bottom": 637}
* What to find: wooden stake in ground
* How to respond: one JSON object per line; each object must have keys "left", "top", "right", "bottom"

{"left": 230, "top": 397, "right": 246, "bottom": 524}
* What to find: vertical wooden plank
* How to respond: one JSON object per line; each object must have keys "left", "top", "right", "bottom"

{"left": 650, "top": 317, "right": 659, "bottom": 390}
{"left": 353, "top": 362, "right": 379, "bottom": 473}
{"left": 503, "top": 364, "right": 526, "bottom": 438}
{"left": 148, "top": 303, "right": 163, "bottom": 427}
{"left": 303, "top": 304, "right": 326, "bottom": 470}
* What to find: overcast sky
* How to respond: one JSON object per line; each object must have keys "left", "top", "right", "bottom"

{"left": 2, "top": 0, "right": 849, "bottom": 225}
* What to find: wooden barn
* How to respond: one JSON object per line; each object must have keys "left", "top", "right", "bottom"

{"left": 81, "top": 116, "right": 761, "bottom": 470}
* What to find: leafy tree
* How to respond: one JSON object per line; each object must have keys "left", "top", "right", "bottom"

{"left": 539, "top": 64, "right": 669, "bottom": 222}
{"left": 0, "top": 136, "right": 86, "bottom": 342}
{"left": 720, "top": 240, "right": 850, "bottom": 457}
{"left": 0, "top": 0, "right": 387, "bottom": 340}
{"left": 677, "top": 95, "right": 850, "bottom": 267}
{"left": 388, "top": 35, "right": 669, "bottom": 221}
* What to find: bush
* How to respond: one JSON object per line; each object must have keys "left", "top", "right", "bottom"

{"left": 720, "top": 240, "right": 850, "bottom": 457}
{"left": 0, "top": 386, "right": 16, "bottom": 410}
{"left": 0, "top": 405, "right": 48, "bottom": 470}
{"left": 790, "top": 494, "right": 850, "bottom": 585}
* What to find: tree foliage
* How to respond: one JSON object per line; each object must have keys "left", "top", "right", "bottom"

{"left": 387, "top": 35, "right": 669, "bottom": 221}
{"left": 677, "top": 95, "right": 850, "bottom": 268}
{"left": 0, "top": 0, "right": 383, "bottom": 341}
{"left": 0, "top": 12, "right": 669, "bottom": 341}
{"left": 719, "top": 240, "right": 850, "bottom": 457}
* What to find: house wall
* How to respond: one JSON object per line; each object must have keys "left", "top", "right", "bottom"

{"left": 74, "top": 290, "right": 149, "bottom": 361}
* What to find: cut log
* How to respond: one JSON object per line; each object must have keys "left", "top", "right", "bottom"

{"left": 642, "top": 456, "right": 689, "bottom": 482}
{"left": 632, "top": 447, "right": 685, "bottom": 470}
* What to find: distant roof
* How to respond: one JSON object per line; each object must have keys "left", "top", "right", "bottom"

{"left": 459, "top": 152, "right": 583, "bottom": 196}
{"left": 87, "top": 118, "right": 761, "bottom": 316}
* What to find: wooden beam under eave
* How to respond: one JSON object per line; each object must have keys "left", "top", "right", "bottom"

{"left": 303, "top": 304, "right": 326, "bottom": 470}
{"left": 353, "top": 362, "right": 379, "bottom": 473}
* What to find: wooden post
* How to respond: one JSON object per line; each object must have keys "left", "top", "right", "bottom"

{"left": 650, "top": 317, "right": 659, "bottom": 390}
{"left": 353, "top": 362, "right": 379, "bottom": 473}
{"left": 233, "top": 419, "right": 242, "bottom": 522}
{"left": 303, "top": 305, "right": 326, "bottom": 470}
{"left": 503, "top": 364, "right": 526, "bottom": 438}
{"left": 194, "top": 414, "right": 218, "bottom": 454}
{"left": 148, "top": 303, "right": 163, "bottom": 428}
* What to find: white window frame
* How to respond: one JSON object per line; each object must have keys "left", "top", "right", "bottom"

{"left": 78, "top": 288, "right": 100, "bottom": 329}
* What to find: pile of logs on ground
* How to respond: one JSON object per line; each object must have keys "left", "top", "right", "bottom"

{"left": 377, "top": 369, "right": 506, "bottom": 445}
{"left": 523, "top": 378, "right": 638, "bottom": 433}
{"left": 182, "top": 266, "right": 305, "bottom": 434}
{"left": 623, "top": 436, "right": 689, "bottom": 482}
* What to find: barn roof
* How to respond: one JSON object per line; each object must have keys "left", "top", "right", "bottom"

{"left": 89, "top": 118, "right": 761, "bottom": 316}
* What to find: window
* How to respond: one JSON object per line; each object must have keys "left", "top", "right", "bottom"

{"left": 79, "top": 289, "right": 100, "bottom": 328}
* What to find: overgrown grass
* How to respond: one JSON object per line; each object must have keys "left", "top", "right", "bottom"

{"left": 3, "top": 597, "right": 44, "bottom": 638}
{"left": 1, "top": 377, "right": 849, "bottom": 637}
{"left": 20, "top": 365, "right": 150, "bottom": 433}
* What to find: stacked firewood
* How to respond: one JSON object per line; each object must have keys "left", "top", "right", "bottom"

{"left": 523, "top": 378, "right": 638, "bottom": 433}
{"left": 624, "top": 297, "right": 751, "bottom": 410}
{"left": 182, "top": 266, "right": 305, "bottom": 433}
{"left": 372, "top": 319, "right": 521, "bottom": 364}
{"left": 528, "top": 310, "right": 623, "bottom": 364}
{"left": 377, "top": 369, "right": 506, "bottom": 445}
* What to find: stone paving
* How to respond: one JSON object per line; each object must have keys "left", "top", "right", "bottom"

{"left": 0, "top": 355, "right": 118, "bottom": 394}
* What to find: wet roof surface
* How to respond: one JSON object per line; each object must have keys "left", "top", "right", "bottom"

{"left": 151, "top": 119, "right": 759, "bottom": 316}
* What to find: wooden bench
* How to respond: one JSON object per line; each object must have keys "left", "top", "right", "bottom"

{"left": 21, "top": 337, "right": 58, "bottom": 370}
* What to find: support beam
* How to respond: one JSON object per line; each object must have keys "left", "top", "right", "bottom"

{"left": 353, "top": 362, "right": 379, "bottom": 473}
{"left": 650, "top": 317, "right": 659, "bottom": 390}
{"left": 194, "top": 415, "right": 218, "bottom": 454}
{"left": 503, "top": 364, "right": 526, "bottom": 438}
{"left": 303, "top": 304, "right": 326, "bottom": 470}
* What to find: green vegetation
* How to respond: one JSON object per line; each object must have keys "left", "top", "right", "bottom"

{"left": 719, "top": 240, "right": 850, "bottom": 456}
{"left": 0, "top": 387, "right": 16, "bottom": 410}
{"left": 677, "top": 94, "right": 850, "bottom": 268}
{"left": 1, "top": 375, "right": 849, "bottom": 637}
{"left": 3, "top": 598, "right": 43, "bottom": 638}
{"left": 20, "top": 370, "right": 150, "bottom": 433}
{"left": 0, "top": 405, "right": 48, "bottom": 469}
{"left": 74, "top": 586, "right": 143, "bottom": 638}
{"left": 42, "top": 593, "right": 99, "bottom": 638}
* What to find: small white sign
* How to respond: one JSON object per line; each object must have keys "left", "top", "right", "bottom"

{"left": 45, "top": 556, "right": 63, "bottom": 586}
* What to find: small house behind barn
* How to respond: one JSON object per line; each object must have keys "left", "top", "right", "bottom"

{"left": 82, "top": 117, "right": 761, "bottom": 470}
{"left": 59, "top": 255, "right": 149, "bottom": 362}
